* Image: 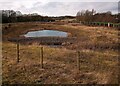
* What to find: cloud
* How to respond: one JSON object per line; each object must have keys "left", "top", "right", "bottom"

{"left": 0, "top": 1, "right": 119, "bottom": 16}
{"left": 0, "top": 0, "right": 119, "bottom": 2}
{"left": 30, "top": 2, "right": 118, "bottom": 16}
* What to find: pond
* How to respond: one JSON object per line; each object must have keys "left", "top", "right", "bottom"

{"left": 24, "top": 30, "right": 68, "bottom": 37}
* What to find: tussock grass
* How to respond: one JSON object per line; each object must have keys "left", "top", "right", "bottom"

{"left": 2, "top": 22, "right": 119, "bottom": 84}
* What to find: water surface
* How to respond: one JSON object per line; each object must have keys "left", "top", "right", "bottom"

{"left": 24, "top": 30, "right": 68, "bottom": 37}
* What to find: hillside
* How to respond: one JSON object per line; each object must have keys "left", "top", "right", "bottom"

{"left": 2, "top": 22, "right": 119, "bottom": 84}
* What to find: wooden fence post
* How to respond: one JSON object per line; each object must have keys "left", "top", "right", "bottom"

{"left": 77, "top": 50, "right": 80, "bottom": 71}
{"left": 40, "top": 46, "right": 43, "bottom": 68}
{"left": 17, "top": 41, "right": 20, "bottom": 63}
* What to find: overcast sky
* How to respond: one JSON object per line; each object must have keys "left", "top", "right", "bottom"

{"left": 0, "top": 0, "right": 119, "bottom": 16}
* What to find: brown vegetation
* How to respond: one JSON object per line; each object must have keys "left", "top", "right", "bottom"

{"left": 2, "top": 22, "right": 119, "bottom": 84}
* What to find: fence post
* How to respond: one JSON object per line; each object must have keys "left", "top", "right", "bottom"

{"left": 40, "top": 46, "right": 43, "bottom": 68}
{"left": 77, "top": 50, "right": 80, "bottom": 71}
{"left": 17, "top": 41, "right": 20, "bottom": 63}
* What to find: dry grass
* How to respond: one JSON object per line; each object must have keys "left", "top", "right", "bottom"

{"left": 2, "top": 22, "right": 119, "bottom": 84}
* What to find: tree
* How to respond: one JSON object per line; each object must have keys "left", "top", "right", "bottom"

{"left": 76, "top": 9, "right": 118, "bottom": 23}
{"left": 76, "top": 9, "right": 96, "bottom": 22}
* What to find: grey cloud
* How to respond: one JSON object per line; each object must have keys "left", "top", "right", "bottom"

{"left": 0, "top": 2, "right": 14, "bottom": 10}
{"left": 30, "top": 2, "right": 118, "bottom": 16}
{"left": 0, "top": 1, "right": 118, "bottom": 16}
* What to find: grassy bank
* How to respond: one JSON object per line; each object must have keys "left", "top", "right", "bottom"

{"left": 2, "top": 22, "right": 119, "bottom": 84}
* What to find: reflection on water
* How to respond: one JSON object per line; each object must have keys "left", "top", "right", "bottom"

{"left": 24, "top": 30, "right": 68, "bottom": 37}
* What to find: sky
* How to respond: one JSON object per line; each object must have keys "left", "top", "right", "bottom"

{"left": 0, "top": 0, "right": 119, "bottom": 16}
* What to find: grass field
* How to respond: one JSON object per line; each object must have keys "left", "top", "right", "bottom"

{"left": 2, "top": 22, "right": 119, "bottom": 84}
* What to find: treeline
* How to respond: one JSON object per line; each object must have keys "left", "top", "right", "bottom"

{"left": 0, "top": 10, "right": 75, "bottom": 23}
{"left": 1, "top": 10, "right": 56, "bottom": 23}
{"left": 1, "top": 9, "right": 119, "bottom": 24}
{"left": 76, "top": 9, "right": 120, "bottom": 23}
